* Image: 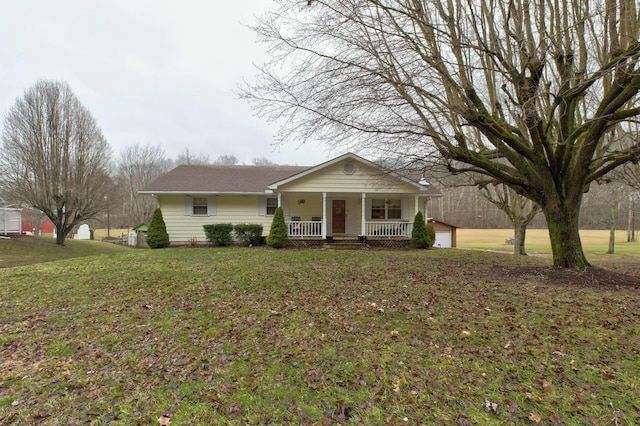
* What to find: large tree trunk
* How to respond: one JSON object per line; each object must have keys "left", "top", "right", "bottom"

{"left": 513, "top": 222, "right": 527, "bottom": 256}
{"left": 55, "top": 228, "right": 66, "bottom": 246}
{"left": 543, "top": 202, "right": 590, "bottom": 269}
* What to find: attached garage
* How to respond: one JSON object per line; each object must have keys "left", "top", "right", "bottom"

{"left": 428, "top": 218, "right": 457, "bottom": 248}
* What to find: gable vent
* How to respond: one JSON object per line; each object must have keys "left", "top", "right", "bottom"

{"left": 343, "top": 162, "right": 356, "bottom": 175}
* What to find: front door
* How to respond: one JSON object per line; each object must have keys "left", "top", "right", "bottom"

{"left": 332, "top": 200, "right": 346, "bottom": 234}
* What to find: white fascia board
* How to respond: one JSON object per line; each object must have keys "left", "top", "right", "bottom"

{"left": 138, "top": 191, "right": 267, "bottom": 196}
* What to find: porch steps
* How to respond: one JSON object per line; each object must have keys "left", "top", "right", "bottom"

{"left": 324, "top": 241, "right": 368, "bottom": 250}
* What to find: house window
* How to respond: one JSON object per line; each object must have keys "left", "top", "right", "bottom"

{"left": 192, "top": 197, "right": 208, "bottom": 215}
{"left": 371, "top": 198, "right": 402, "bottom": 219}
{"left": 266, "top": 197, "right": 278, "bottom": 215}
{"left": 387, "top": 199, "right": 402, "bottom": 219}
{"left": 371, "top": 199, "right": 386, "bottom": 219}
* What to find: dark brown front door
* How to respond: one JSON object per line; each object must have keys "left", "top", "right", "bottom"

{"left": 332, "top": 200, "right": 346, "bottom": 233}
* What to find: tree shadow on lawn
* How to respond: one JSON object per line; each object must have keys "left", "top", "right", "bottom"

{"left": 497, "top": 264, "right": 639, "bottom": 289}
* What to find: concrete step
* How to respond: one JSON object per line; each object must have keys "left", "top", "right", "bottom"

{"left": 324, "top": 242, "right": 367, "bottom": 250}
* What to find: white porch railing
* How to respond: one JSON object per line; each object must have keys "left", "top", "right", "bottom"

{"left": 366, "top": 221, "right": 413, "bottom": 237}
{"left": 287, "top": 220, "right": 323, "bottom": 238}
{"left": 285, "top": 220, "right": 414, "bottom": 238}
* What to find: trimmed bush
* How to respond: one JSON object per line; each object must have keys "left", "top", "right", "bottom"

{"left": 147, "top": 208, "right": 170, "bottom": 249}
{"left": 267, "top": 207, "right": 288, "bottom": 248}
{"left": 411, "top": 211, "right": 434, "bottom": 249}
{"left": 234, "top": 224, "right": 264, "bottom": 246}
{"left": 203, "top": 224, "right": 234, "bottom": 246}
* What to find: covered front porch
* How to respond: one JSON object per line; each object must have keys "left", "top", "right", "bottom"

{"left": 275, "top": 192, "right": 427, "bottom": 240}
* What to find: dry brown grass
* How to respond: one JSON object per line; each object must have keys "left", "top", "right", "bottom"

{"left": 457, "top": 228, "right": 640, "bottom": 259}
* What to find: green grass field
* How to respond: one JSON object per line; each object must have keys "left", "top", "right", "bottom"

{"left": 0, "top": 236, "right": 132, "bottom": 268}
{"left": 1, "top": 239, "right": 639, "bottom": 424}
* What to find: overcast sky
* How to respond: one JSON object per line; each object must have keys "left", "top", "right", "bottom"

{"left": 0, "top": 0, "right": 334, "bottom": 166}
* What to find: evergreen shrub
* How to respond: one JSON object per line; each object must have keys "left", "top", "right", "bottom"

{"left": 267, "top": 207, "right": 288, "bottom": 248}
{"left": 147, "top": 208, "right": 170, "bottom": 249}
{"left": 410, "top": 211, "right": 434, "bottom": 249}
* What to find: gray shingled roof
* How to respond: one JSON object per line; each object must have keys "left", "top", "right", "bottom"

{"left": 141, "top": 160, "right": 442, "bottom": 197}
{"left": 141, "top": 164, "right": 310, "bottom": 194}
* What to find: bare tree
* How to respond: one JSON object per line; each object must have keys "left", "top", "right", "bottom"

{"left": 481, "top": 184, "right": 540, "bottom": 256}
{"left": 252, "top": 157, "right": 276, "bottom": 166}
{"left": 0, "top": 80, "right": 112, "bottom": 245}
{"left": 620, "top": 163, "right": 640, "bottom": 191}
{"left": 175, "top": 148, "right": 210, "bottom": 165}
{"left": 116, "top": 144, "right": 172, "bottom": 226}
{"left": 242, "top": 0, "right": 640, "bottom": 268}
{"left": 610, "top": 161, "right": 640, "bottom": 242}
{"left": 213, "top": 155, "right": 239, "bottom": 165}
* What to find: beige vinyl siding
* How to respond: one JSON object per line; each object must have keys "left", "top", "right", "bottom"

{"left": 285, "top": 197, "right": 322, "bottom": 221}
{"left": 159, "top": 195, "right": 275, "bottom": 244}
{"left": 277, "top": 160, "right": 417, "bottom": 194}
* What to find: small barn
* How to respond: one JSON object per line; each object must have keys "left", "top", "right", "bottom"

{"left": 21, "top": 210, "right": 55, "bottom": 236}
{"left": 428, "top": 218, "right": 458, "bottom": 248}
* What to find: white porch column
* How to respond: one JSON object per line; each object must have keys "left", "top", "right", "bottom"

{"left": 322, "top": 192, "right": 327, "bottom": 239}
{"left": 361, "top": 192, "right": 366, "bottom": 236}
{"left": 277, "top": 192, "right": 282, "bottom": 207}
{"left": 424, "top": 199, "right": 429, "bottom": 220}
{"left": 415, "top": 195, "right": 419, "bottom": 220}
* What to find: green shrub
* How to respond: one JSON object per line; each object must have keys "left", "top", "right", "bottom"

{"left": 426, "top": 223, "right": 436, "bottom": 247}
{"left": 203, "top": 224, "right": 234, "bottom": 246}
{"left": 411, "top": 211, "right": 434, "bottom": 249}
{"left": 267, "top": 207, "right": 288, "bottom": 248}
{"left": 147, "top": 208, "right": 170, "bottom": 249}
{"left": 234, "top": 224, "right": 264, "bottom": 246}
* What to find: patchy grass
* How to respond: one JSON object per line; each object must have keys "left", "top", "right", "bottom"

{"left": 0, "top": 236, "right": 132, "bottom": 268}
{"left": 1, "top": 248, "right": 639, "bottom": 425}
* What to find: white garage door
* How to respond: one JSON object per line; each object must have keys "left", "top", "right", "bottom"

{"left": 434, "top": 231, "right": 452, "bottom": 248}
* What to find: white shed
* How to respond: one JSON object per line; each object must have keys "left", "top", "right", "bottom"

{"left": 0, "top": 206, "right": 22, "bottom": 235}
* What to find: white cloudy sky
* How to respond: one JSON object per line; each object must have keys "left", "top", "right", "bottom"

{"left": 0, "top": 0, "right": 333, "bottom": 165}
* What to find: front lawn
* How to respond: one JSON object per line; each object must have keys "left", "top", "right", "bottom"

{"left": 1, "top": 248, "right": 639, "bottom": 424}
{"left": 0, "top": 236, "right": 132, "bottom": 268}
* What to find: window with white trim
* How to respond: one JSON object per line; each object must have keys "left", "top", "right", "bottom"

{"left": 266, "top": 197, "right": 278, "bottom": 215}
{"left": 387, "top": 199, "right": 402, "bottom": 219}
{"left": 192, "top": 197, "right": 208, "bottom": 215}
{"left": 371, "top": 198, "right": 402, "bottom": 219}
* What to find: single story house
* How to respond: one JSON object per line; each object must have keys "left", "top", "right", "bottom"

{"left": 140, "top": 153, "right": 446, "bottom": 246}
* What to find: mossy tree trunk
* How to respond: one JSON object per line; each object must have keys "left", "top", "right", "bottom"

{"left": 513, "top": 222, "right": 527, "bottom": 256}
{"left": 543, "top": 199, "right": 590, "bottom": 269}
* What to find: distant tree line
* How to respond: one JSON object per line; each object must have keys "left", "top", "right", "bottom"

{"left": 428, "top": 173, "right": 639, "bottom": 241}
